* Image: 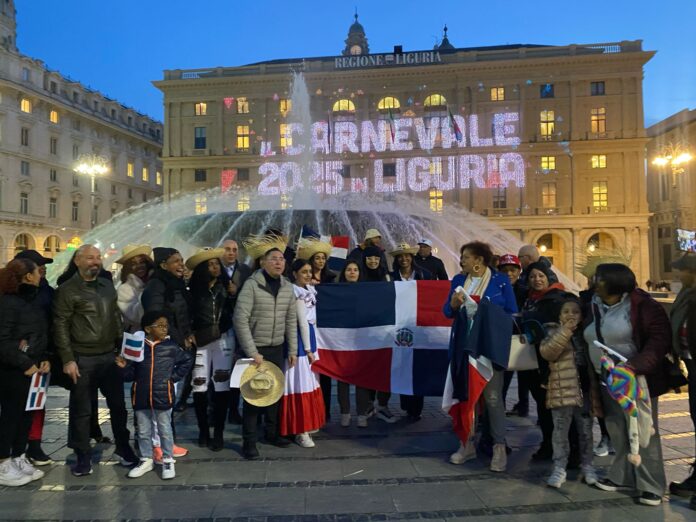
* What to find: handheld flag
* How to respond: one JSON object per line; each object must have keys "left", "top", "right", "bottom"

{"left": 448, "top": 109, "right": 463, "bottom": 142}
{"left": 121, "top": 331, "right": 145, "bottom": 362}
{"left": 26, "top": 372, "right": 51, "bottom": 411}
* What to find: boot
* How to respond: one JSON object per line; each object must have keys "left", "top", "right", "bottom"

{"left": 193, "top": 392, "right": 210, "bottom": 447}
{"left": 209, "top": 391, "right": 230, "bottom": 452}
{"left": 228, "top": 388, "right": 242, "bottom": 424}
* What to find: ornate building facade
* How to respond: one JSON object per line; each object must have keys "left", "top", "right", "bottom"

{"left": 0, "top": 0, "right": 163, "bottom": 264}
{"left": 155, "top": 17, "right": 653, "bottom": 284}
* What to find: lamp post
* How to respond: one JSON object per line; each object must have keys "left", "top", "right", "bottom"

{"left": 74, "top": 153, "right": 109, "bottom": 228}
{"left": 652, "top": 144, "right": 693, "bottom": 187}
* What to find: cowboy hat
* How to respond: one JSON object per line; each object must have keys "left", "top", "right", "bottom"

{"left": 239, "top": 361, "right": 285, "bottom": 407}
{"left": 389, "top": 242, "right": 419, "bottom": 257}
{"left": 185, "top": 247, "right": 225, "bottom": 270}
{"left": 243, "top": 234, "right": 288, "bottom": 260}
{"left": 114, "top": 244, "right": 152, "bottom": 265}
{"left": 296, "top": 237, "right": 332, "bottom": 261}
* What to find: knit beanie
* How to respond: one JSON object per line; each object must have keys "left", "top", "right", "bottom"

{"left": 363, "top": 246, "right": 381, "bottom": 259}
{"left": 153, "top": 247, "right": 179, "bottom": 266}
{"left": 526, "top": 260, "right": 555, "bottom": 281}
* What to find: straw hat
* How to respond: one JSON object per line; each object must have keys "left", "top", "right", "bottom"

{"left": 389, "top": 242, "right": 419, "bottom": 257}
{"left": 185, "top": 247, "right": 225, "bottom": 270}
{"left": 115, "top": 244, "right": 152, "bottom": 265}
{"left": 242, "top": 234, "right": 288, "bottom": 260}
{"left": 296, "top": 237, "right": 333, "bottom": 261}
{"left": 364, "top": 229, "right": 382, "bottom": 241}
{"left": 577, "top": 248, "right": 632, "bottom": 279}
{"left": 239, "top": 361, "right": 285, "bottom": 407}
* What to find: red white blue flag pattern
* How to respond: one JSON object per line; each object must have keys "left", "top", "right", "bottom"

{"left": 25, "top": 372, "right": 50, "bottom": 411}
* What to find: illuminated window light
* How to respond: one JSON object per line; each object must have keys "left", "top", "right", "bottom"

{"left": 424, "top": 94, "right": 447, "bottom": 108}
{"left": 332, "top": 99, "right": 355, "bottom": 112}
{"left": 194, "top": 102, "right": 207, "bottom": 116}
{"left": 377, "top": 96, "right": 400, "bottom": 111}
{"left": 49, "top": 110, "right": 59, "bottom": 124}
{"left": 20, "top": 98, "right": 32, "bottom": 113}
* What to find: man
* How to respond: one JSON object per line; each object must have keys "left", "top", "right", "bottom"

{"left": 220, "top": 239, "right": 252, "bottom": 424}
{"left": 347, "top": 228, "right": 387, "bottom": 267}
{"left": 414, "top": 239, "right": 448, "bottom": 280}
{"left": 53, "top": 244, "right": 137, "bottom": 476}
{"left": 233, "top": 247, "right": 298, "bottom": 460}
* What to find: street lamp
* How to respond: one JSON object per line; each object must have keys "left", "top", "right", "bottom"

{"left": 652, "top": 144, "right": 693, "bottom": 186}
{"left": 74, "top": 153, "right": 109, "bottom": 228}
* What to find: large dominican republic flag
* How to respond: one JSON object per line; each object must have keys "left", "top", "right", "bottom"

{"left": 312, "top": 280, "right": 452, "bottom": 395}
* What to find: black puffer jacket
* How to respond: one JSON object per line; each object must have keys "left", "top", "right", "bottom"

{"left": 121, "top": 338, "right": 193, "bottom": 410}
{"left": 414, "top": 254, "right": 448, "bottom": 280}
{"left": 141, "top": 269, "right": 192, "bottom": 347}
{"left": 0, "top": 284, "right": 50, "bottom": 372}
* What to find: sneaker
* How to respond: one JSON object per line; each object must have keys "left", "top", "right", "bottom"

{"left": 450, "top": 440, "right": 476, "bottom": 465}
{"left": 375, "top": 406, "right": 398, "bottom": 424}
{"left": 127, "top": 458, "right": 154, "bottom": 478}
{"left": 114, "top": 445, "right": 138, "bottom": 467}
{"left": 295, "top": 433, "right": 315, "bottom": 448}
{"left": 0, "top": 458, "right": 33, "bottom": 486}
{"left": 172, "top": 444, "right": 188, "bottom": 458}
{"left": 161, "top": 458, "right": 176, "bottom": 480}
{"left": 340, "top": 414, "right": 351, "bottom": 427}
{"left": 594, "top": 435, "right": 610, "bottom": 457}
{"left": 267, "top": 437, "right": 291, "bottom": 448}
{"left": 490, "top": 443, "right": 507, "bottom": 472}
{"left": 70, "top": 453, "right": 93, "bottom": 477}
{"left": 670, "top": 465, "right": 696, "bottom": 497}
{"left": 26, "top": 441, "right": 53, "bottom": 466}
{"left": 357, "top": 415, "right": 368, "bottom": 428}
{"left": 12, "top": 455, "right": 44, "bottom": 481}
{"left": 152, "top": 446, "right": 164, "bottom": 465}
{"left": 581, "top": 465, "right": 598, "bottom": 486}
{"left": 639, "top": 492, "right": 662, "bottom": 506}
{"left": 547, "top": 467, "right": 567, "bottom": 488}
{"left": 595, "top": 478, "right": 628, "bottom": 492}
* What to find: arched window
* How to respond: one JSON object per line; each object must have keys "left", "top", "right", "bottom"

{"left": 377, "top": 96, "right": 400, "bottom": 111}
{"left": 332, "top": 99, "right": 355, "bottom": 113}
{"left": 43, "top": 235, "right": 62, "bottom": 257}
{"left": 424, "top": 94, "right": 447, "bottom": 108}
{"left": 14, "top": 233, "right": 35, "bottom": 254}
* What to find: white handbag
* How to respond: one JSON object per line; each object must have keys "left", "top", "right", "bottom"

{"left": 507, "top": 334, "right": 539, "bottom": 371}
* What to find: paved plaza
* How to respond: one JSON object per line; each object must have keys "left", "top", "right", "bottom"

{"left": 0, "top": 384, "right": 695, "bottom": 522}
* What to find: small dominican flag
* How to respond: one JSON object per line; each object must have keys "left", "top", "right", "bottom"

{"left": 26, "top": 372, "right": 51, "bottom": 411}
{"left": 121, "top": 331, "right": 145, "bottom": 362}
{"left": 312, "top": 281, "right": 453, "bottom": 395}
{"left": 300, "top": 225, "right": 349, "bottom": 273}
{"left": 448, "top": 109, "right": 463, "bottom": 142}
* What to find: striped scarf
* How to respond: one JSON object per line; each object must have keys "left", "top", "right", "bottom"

{"left": 463, "top": 267, "right": 492, "bottom": 299}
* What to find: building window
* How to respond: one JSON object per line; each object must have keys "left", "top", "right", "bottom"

{"left": 280, "top": 194, "right": 291, "bottom": 210}
{"left": 383, "top": 163, "right": 396, "bottom": 177}
{"left": 72, "top": 144, "right": 79, "bottom": 160}
{"left": 127, "top": 115, "right": 133, "bottom": 126}
{"left": 492, "top": 187, "right": 507, "bottom": 209}
{"left": 72, "top": 118, "right": 81, "bottom": 131}
{"left": 660, "top": 172, "right": 669, "bottom": 201}
{"left": 540, "top": 156, "right": 556, "bottom": 171}
{"left": 20, "top": 161, "right": 30, "bottom": 176}
{"left": 540, "top": 83, "right": 554, "bottom": 98}
{"left": 237, "top": 168, "right": 250, "bottom": 181}
{"left": 280, "top": 123, "right": 292, "bottom": 152}
{"left": 111, "top": 108, "right": 117, "bottom": 119}
{"left": 49, "top": 110, "right": 59, "bottom": 124}
{"left": 72, "top": 174, "right": 79, "bottom": 187}
{"left": 19, "top": 192, "right": 28, "bottom": 214}
{"left": 377, "top": 96, "right": 400, "bottom": 111}
{"left": 236, "top": 97, "right": 249, "bottom": 114}
{"left": 591, "top": 107, "right": 606, "bottom": 133}
{"left": 236, "top": 125, "right": 250, "bottom": 151}
{"left": 142, "top": 167, "right": 149, "bottom": 182}
{"left": 49, "top": 198, "right": 57, "bottom": 218}
{"left": 662, "top": 244, "right": 673, "bottom": 274}
{"left": 14, "top": 233, "right": 32, "bottom": 253}
{"left": 43, "top": 236, "right": 62, "bottom": 256}
{"left": 49, "top": 81, "right": 57, "bottom": 93}
{"left": 50, "top": 137, "right": 57, "bottom": 154}
{"left": 21, "top": 67, "right": 30, "bottom": 81}
{"left": 279, "top": 99, "right": 291, "bottom": 115}
{"left": 72, "top": 201, "right": 79, "bottom": 221}
{"left": 490, "top": 87, "right": 505, "bottom": 102}
{"left": 591, "top": 81, "right": 605, "bottom": 96}
{"left": 542, "top": 182, "right": 557, "bottom": 208}
{"left": 127, "top": 162, "right": 134, "bottom": 177}
{"left": 237, "top": 195, "right": 250, "bottom": 211}
{"left": 156, "top": 171, "right": 162, "bottom": 185}
{"left": 332, "top": 99, "right": 356, "bottom": 112}
{"left": 20, "top": 127, "right": 29, "bottom": 146}
{"left": 72, "top": 91, "right": 79, "bottom": 103}
{"left": 128, "top": 188, "right": 133, "bottom": 199}
{"left": 194, "top": 102, "right": 207, "bottom": 116}
{"left": 424, "top": 94, "right": 447, "bottom": 108}
{"left": 341, "top": 165, "right": 351, "bottom": 178}
{"left": 194, "top": 127, "right": 206, "bottom": 149}
{"left": 195, "top": 196, "right": 207, "bottom": 214}
{"left": 429, "top": 189, "right": 443, "bottom": 214}
{"left": 194, "top": 169, "right": 207, "bottom": 182}
{"left": 592, "top": 181, "right": 608, "bottom": 210}
{"left": 20, "top": 98, "right": 32, "bottom": 113}
{"left": 591, "top": 154, "right": 607, "bottom": 169}
{"left": 50, "top": 169, "right": 57, "bottom": 182}
{"left": 93, "top": 100, "right": 99, "bottom": 111}
{"left": 111, "top": 183, "right": 117, "bottom": 195}
{"left": 540, "top": 110, "right": 555, "bottom": 139}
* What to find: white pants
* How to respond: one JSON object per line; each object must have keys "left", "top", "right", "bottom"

{"left": 192, "top": 337, "right": 233, "bottom": 393}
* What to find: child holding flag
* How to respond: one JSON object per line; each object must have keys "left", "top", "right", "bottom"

{"left": 116, "top": 311, "right": 192, "bottom": 480}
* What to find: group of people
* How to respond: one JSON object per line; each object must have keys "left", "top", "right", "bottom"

{"left": 0, "top": 227, "right": 694, "bottom": 510}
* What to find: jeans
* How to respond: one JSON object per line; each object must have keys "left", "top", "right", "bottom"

{"left": 337, "top": 382, "right": 372, "bottom": 415}
{"left": 0, "top": 369, "right": 32, "bottom": 459}
{"left": 68, "top": 352, "right": 130, "bottom": 455}
{"left": 242, "top": 345, "right": 284, "bottom": 445}
{"left": 551, "top": 399, "right": 593, "bottom": 469}
{"left": 135, "top": 409, "right": 174, "bottom": 459}
{"left": 482, "top": 369, "right": 506, "bottom": 444}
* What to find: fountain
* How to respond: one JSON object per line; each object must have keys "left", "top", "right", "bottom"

{"left": 47, "top": 72, "right": 577, "bottom": 291}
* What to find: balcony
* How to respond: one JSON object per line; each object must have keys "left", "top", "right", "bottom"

{"left": 582, "top": 205, "right": 625, "bottom": 214}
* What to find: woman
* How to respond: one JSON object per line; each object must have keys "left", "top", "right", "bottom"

{"left": 584, "top": 263, "right": 671, "bottom": 506}
{"left": 336, "top": 260, "right": 374, "bottom": 428}
{"left": 0, "top": 258, "right": 50, "bottom": 486}
{"left": 443, "top": 241, "right": 517, "bottom": 472}
{"left": 115, "top": 244, "right": 154, "bottom": 333}
{"left": 309, "top": 251, "right": 337, "bottom": 285}
{"left": 187, "top": 248, "right": 232, "bottom": 451}
{"left": 280, "top": 259, "right": 326, "bottom": 447}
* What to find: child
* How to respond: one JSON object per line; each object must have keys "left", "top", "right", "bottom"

{"left": 539, "top": 297, "right": 600, "bottom": 488}
{"left": 116, "top": 311, "right": 192, "bottom": 480}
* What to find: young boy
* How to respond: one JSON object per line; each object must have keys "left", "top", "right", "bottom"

{"left": 116, "top": 311, "right": 192, "bottom": 480}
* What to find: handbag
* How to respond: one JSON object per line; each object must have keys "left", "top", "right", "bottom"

{"left": 508, "top": 333, "right": 539, "bottom": 371}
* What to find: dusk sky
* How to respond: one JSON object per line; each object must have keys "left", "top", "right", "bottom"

{"left": 15, "top": 0, "right": 696, "bottom": 125}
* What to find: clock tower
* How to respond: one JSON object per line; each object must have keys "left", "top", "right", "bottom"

{"left": 342, "top": 12, "right": 369, "bottom": 56}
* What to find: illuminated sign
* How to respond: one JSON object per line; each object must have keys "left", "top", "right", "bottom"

{"left": 256, "top": 112, "right": 525, "bottom": 196}
{"left": 334, "top": 51, "right": 443, "bottom": 69}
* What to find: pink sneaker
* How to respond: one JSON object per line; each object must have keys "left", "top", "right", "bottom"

{"left": 152, "top": 446, "right": 163, "bottom": 465}
{"left": 172, "top": 444, "right": 188, "bottom": 458}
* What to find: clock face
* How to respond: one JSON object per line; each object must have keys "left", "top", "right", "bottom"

{"left": 350, "top": 45, "right": 362, "bottom": 56}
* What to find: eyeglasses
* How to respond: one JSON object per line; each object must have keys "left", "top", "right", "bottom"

{"left": 148, "top": 323, "right": 169, "bottom": 330}
{"left": 266, "top": 256, "right": 285, "bottom": 263}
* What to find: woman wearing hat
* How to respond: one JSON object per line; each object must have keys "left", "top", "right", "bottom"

{"left": 115, "top": 245, "right": 154, "bottom": 333}
{"left": 186, "top": 248, "right": 233, "bottom": 451}
{"left": 297, "top": 239, "right": 337, "bottom": 285}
